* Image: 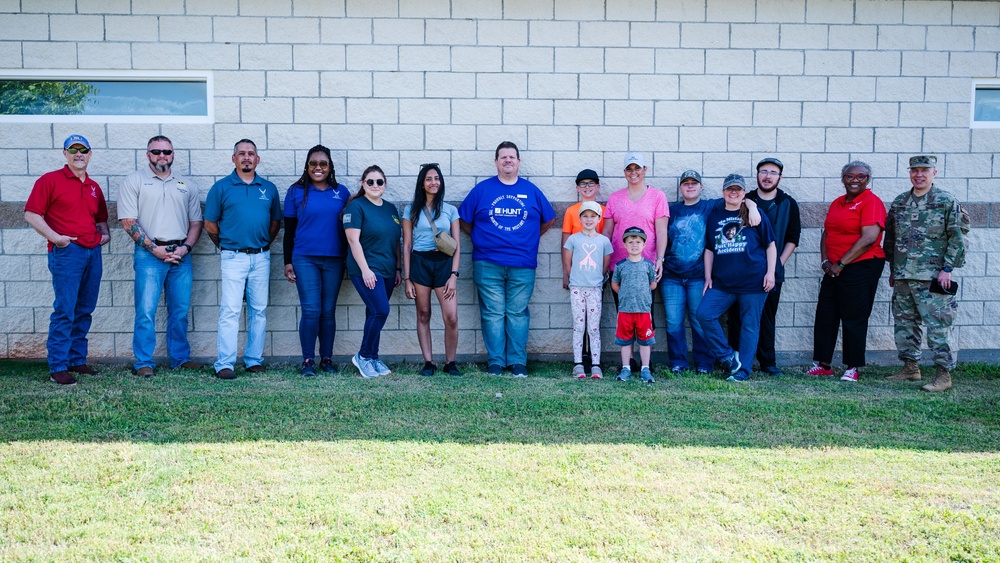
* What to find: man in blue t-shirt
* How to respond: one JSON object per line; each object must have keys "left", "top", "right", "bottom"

{"left": 459, "top": 141, "right": 556, "bottom": 377}
{"left": 204, "top": 139, "right": 282, "bottom": 379}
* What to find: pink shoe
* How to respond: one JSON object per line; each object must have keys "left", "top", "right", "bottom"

{"left": 573, "top": 364, "right": 586, "bottom": 379}
{"left": 805, "top": 363, "right": 835, "bottom": 376}
{"left": 840, "top": 367, "right": 859, "bottom": 382}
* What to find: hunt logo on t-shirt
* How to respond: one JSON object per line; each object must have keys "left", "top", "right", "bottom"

{"left": 488, "top": 193, "right": 528, "bottom": 232}
{"left": 714, "top": 219, "right": 747, "bottom": 255}
{"left": 258, "top": 187, "right": 269, "bottom": 201}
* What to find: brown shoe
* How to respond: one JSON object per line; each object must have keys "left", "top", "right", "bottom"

{"left": 178, "top": 361, "right": 203, "bottom": 370}
{"left": 135, "top": 366, "right": 154, "bottom": 378}
{"left": 68, "top": 364, "right": 100, "bottom": 376}
{"left": 215, "top": 368, "right": 236, "bottom": 380}
{"left": 50, "top": 370, "right": 78, "bottom": 386}
{"left": 886, "top": 360, "right": 921, "bottom": 381}
{"left": 921, "top": 366, "right": 952, "bottom": 393}
{"left": 246, "top": 364, "right": 266, "bottom": 373}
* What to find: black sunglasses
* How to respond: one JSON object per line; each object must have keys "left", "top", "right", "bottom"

{"left": 148, "top": 149, "right": 173, "bottom": 156}
{"left": 365, "top": 179, "right": 385, "bottom": 187}
{"left": 66, "top": 147, "right": 90, "bottom": 154}
{"left": 308, "top": 160, "right": 330, "bottom": 168}
{"left": 421, "top": 162, "right": 439, "bottom": 169}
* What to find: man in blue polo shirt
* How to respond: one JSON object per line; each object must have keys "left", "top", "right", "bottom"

{"left": 204, "top": 139, "right": 282, "bottom": 379}
{"left": 459, "top": 141, "right": 556, "bottom": 377}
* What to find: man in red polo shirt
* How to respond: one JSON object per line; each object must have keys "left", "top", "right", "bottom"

{"left": 24, "top": 134, "right": 111, "bottom": 385}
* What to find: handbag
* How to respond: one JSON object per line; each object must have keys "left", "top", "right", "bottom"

{"left": 422, "top": 207, "right": 458, "bottom": 256}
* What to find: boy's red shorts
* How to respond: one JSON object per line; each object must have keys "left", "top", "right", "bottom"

{"left": 615, "top": 312, "right": 655, "bottom": 346}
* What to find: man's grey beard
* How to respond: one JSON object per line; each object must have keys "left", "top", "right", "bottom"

{"left": 154, "top": 163, "right": 171, "bottom": 173}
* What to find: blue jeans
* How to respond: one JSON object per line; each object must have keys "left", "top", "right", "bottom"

{"left": 132, "top": 248, "right": 194, "bottom": 370}
{"left": 472, "top": 260, "right": 535, "bottom": 367}
{"left": 696, "top": 288, "right": 767, "bottom": 379}
{"left": 216, "top": 250, "right": 270, "bottom": 372}
{"left": 46, "top": 243, "right": 102, "bottom": 372}
{"left": 293, "top": 255, "right": 345, "bottom": 360}
{"left": 660, "top": 277, "right": 713, "bottom": 371}
{"left": 350, "top": 274, "right": 393, "bottom": 359}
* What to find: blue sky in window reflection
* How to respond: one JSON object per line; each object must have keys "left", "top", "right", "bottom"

{"left": 52, "top": 81, "right": 206, "bottom": 116}
{"left": 974, "top": 88, "right": 1000, "bottom": 122}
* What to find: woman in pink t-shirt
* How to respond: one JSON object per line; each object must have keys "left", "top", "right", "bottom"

{"left": 602, "top": 152, "right": 669, "bottom": 279}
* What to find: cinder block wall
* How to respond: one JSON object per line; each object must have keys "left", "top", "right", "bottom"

{"left": 1, "top": 0, "right": 998, "bottom": 364}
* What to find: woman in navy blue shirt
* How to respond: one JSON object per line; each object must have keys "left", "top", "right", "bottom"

{"left": 283, "top": 145, "right": 350, "bottom": 376}
{"left": 696, "top": 174, "right": 776, "bottom": 382}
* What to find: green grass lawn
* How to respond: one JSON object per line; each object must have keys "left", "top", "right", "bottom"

{"left": 1, "top": 360, "right": 998, "bottom": 561}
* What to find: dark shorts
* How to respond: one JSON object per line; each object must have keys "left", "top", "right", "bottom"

{"left": 410, "top": 250, "right": 452, "bottom": 288}
{"left": 615, "top": 312, "right": 656, "bottom": 346}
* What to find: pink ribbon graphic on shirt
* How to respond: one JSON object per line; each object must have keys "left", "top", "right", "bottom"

{"left": 579, "top": 243, "right": 598, "bottom": 270}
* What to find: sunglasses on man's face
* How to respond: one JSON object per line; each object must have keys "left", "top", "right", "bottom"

{"left": 365, "top": 179, "right": 385, "bottom": 187}
{"left": 66, "top": 147, "right": 90, "bottom": 154}
{"left": 148, "top": 149, "right": 173, "bottom": 156}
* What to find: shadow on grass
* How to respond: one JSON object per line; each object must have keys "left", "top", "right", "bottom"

{"left": 1, "top": 360, "right": 998, "bottom": 452}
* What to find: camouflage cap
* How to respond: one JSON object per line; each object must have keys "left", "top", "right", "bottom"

{"left": 678, "top": 169, "right": 702, "bottom": 186}
{"left": 908, "top": 155, "right": 937, "bottom": 169}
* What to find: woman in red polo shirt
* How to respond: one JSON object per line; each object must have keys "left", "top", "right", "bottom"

{"left": 806, "top": 161, "right": 887, "bottom": 382}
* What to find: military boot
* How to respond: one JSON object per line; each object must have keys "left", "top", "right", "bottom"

{"left": 887, "top": 360, "right": 921, "bottom": 381}
{"left": 921, "top": 366, "right": 952, "bottom": 392}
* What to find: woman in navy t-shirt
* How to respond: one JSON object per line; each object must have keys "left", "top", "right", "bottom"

{"left": 283, "top": 145, "right": 351, "bottom": 377}
{"left": 344, "top": 165, "right": 402, "bottom": 379}
{"left": 695, "top": 173, "right": 776, "bottom": 381}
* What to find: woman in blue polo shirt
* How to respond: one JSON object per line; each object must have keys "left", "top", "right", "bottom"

{"left": 344, "top": 165, "right": 402, "bottom": 379}
{"left": 283, "top": 145, "right": 350, "bottom": 377}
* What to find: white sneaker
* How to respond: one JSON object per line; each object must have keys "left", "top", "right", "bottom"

{"left": 371, "top": 358, "right": 392, "bottom": 376}
{"left": 352, "top": 354, "right": 379, "bottom": 378}
{"left": 573, "top": 364, "right": 586, "bottom": 378}
{"left": 841, "top": 367, "right": 859, "bottom": 382}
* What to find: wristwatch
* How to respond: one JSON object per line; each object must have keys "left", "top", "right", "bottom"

{"left": 942, "top": 266, "right": 953, "bottom": 273}
{"left": 451, "top": 271, "right": 460, "bottom": 278}
{"left": 180, "top": 243, "right": 192, "bottom": 252}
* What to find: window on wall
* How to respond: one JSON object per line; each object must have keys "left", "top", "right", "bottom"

{"left": 0, "top": 70, "right": 213, "bottom": 124}
{"left": 971, "top": 80, "right": 1000, "bottom": 128}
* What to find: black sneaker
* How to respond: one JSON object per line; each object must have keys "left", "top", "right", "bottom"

{"left": 511, "top": 364, "right": 528, "bottom": 378}
{"left": 301, "top": 359, "right": 316, "bottom": 377}
{"left": 419, "top": 361, "right": 437, "bottom": 377}
{"left": 443, "top": 361, "right": 462, "bottom": 376}
{"left": 320, "top": 357, "right": 337, "bottom": 373}
{"left": 487, "top": 364, "right": 503, "bottom": 376}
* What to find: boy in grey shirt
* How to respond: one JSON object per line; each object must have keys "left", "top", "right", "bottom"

{"left": 611, "top": 226, "right": 657, "bottom": 383}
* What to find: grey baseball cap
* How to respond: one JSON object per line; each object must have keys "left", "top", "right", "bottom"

{"left": 622, "top": 226, "right": 647, "bottom": 241}
{"left": 678, "top": 170, "right": 702, "bottom": 186}
{"left": 756, "top": 157, "right": 783, "bottom": 172}
{"left": 579, "top": 201, "right": 603, "bottom": 217}
{"left": 723, "top": 173, "right": 746, "bottom": 190}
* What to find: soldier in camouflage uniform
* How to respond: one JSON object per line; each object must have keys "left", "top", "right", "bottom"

{"left": 883, "top": 155, "right": 970, "bottom": 392}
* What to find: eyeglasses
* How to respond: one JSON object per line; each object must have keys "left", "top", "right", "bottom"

{"left": 758, "top": 170, "right": 781, "bottom": 177}
{"left": 577, "top": 181, "right": 598, "bottom": 188}
{"left": 308, "top": 160, "right": 330, "bottom": 168}
{"left": 843, "top": 173, "right": 869, "bottom": 183}
{"left": 365, "top": 179, "right": 385, "bottom": 187}
{"left": 66, "top": 147, "right": 90, "bottom": 154}
{"left": 421, "top": 162, "right": 439, "bottom": 169}
{"left": 148, "top": 149, "right": 173, "bottom": 156}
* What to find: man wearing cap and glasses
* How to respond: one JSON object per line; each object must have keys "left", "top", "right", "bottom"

{"left": 118, "top": 136, "right": 204, "bottom": 378}
{"left": 728, "top": 157, "right": 801, "bottom": 376}
{"left": 884, "top": 155, "right": 970, "bottom": 392}
{"left": 24, "top": 134, "right": 111, "bottom": 386}
{"left": 203, "top": 139, "right": 282, "bottom": 379}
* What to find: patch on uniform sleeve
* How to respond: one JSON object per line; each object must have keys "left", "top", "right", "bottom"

{"left": 343, "top": 213, "right": 351, "bottom": 224}
{"left": 958, "top": 204, "right": 971, "bottom": 234}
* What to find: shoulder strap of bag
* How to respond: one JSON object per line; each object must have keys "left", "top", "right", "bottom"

{"left": 421, "top": 207, "right": 440, "bottom": 235}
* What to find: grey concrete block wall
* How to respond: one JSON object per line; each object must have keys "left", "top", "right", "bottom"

{"left": 1, "top": 0, "right": 998, "bottom": 364}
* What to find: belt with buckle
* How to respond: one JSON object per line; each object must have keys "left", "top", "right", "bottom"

{"left": 224, "top": 245, "right": 270, "bottom": 254}
{"left": 154, "top": 239, "right": 184, "bottom": 247}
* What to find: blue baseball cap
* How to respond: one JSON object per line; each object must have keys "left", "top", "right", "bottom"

{"left": 63, "top": 134, "right": 91, "bottom": 150}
